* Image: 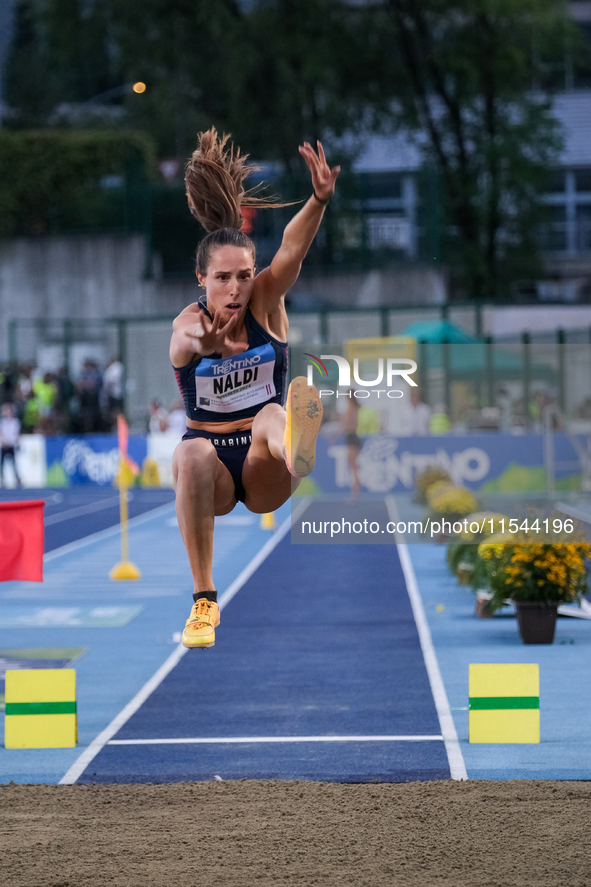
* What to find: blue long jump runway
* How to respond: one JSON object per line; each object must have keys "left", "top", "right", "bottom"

{"left": 73, "top": 508, "right": 453, "bottom": 784}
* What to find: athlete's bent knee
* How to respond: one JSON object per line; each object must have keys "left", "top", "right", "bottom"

{"left": 251, "top": 402, "right": 285, "bottom": 430}
{"left": 173, "top": 439, "right": 217, "bottom": 488}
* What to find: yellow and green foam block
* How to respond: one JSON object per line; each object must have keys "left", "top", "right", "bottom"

{"left": 469, "top": 663, "right": 539, "bottom": 744}
{"left": 4, "top": 669, "right": 77, "bottom": 748}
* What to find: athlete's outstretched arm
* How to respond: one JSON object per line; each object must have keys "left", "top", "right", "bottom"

{"left": 252, "top": 142, "right": 340, "bottom": 311}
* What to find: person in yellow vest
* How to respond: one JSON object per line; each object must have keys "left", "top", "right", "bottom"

{"left": 22, "top": 395, "right": 39, "bottom": 433}
{"left": 33, "top": 373, "right": 58, "bottom": 410}
{"left": 32, "top": 372, "right": 58, "bottom": 434}
{"left": 429, "top": 404, "right": 451, "bottom": 435}
{"left": 357, "top": 403, "right": 380, "bottom": 437}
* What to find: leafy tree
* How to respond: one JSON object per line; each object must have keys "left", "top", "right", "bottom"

{"left": 3, "top": 0, "right": 388, "bottom": 162}
{"left": 0, "top": 129, "right": 156, "bottom": 236}
{"left": 221, "top": 0, "right": 391, "bottom": 170}
{"left": 2, "top": 0, "right": 579, "bottom": 299}
{"left": 4, "top": 0, "right": 117, "bottom": 127}
{"left": 3, "top": 0, "right": 54, "bottom": 126}
{"left": 380, "top": 0, "right": 570, "bottom": 300}
{"left": 98, "top": 0, "right": 246, "bottom": 156}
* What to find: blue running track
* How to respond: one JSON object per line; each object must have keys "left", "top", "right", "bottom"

{"left": 77, "top": 523, "right": 451, "bottom": 784}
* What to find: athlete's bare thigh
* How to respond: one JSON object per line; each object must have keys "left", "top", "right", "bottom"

{"left": 172, "top": 437, "right": 236, "bottom": 516}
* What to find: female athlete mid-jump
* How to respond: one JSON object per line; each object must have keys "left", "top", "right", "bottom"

{"left": 170, "top": 129, "right": 340, "bottom": 648}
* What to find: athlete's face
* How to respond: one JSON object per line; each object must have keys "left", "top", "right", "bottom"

{"left": 197, "top": 245, "right": 255, "bottom": 324}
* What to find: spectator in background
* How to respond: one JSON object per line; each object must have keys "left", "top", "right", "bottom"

{"left": 76, "top": 359, "right": 103, "bottom": 433}
{"left": 102, "top": 357, "right": 124, "bottom": 431}
{"left": 529, "top": 389, "right": 554, "bottom": 432}
{"left": 16, "top": 364, "right": 34, "bottom": 402}
{"left": 54, "top": 366, "right": 74, "bottom": 434}
{"left": 18, "top": 365, "right": 40, "bottom": 433}
{"left": 33, "top": 371, "right": 59, "bottom": 435}
{"left": 356, "top": 402, "right": 380, "bottom": 437}
{"left": 429, "top": 404, "right": 451, "bottom": 435}
{"left": 15, "top": 364, "right": 35, "bottom": 430}
{"left": 148, "top": 399, "right": 169, "bottom": 434}
{"left": 0, "top": 402, "right": 22, "bottom": 487}
{"left": 0, "top": 363, "right": 18, "bottom": 404}
{"left": 340, "top": 395, "right": 362, "bottom": 500}
{"left": 409, "top": 388, "right": 432, "bottom": 435}
{"left": 496, "top": 385, "right": 513, "bottom": 432}
{"left": 166, "top": 398, "right": 187, "bottom": 440}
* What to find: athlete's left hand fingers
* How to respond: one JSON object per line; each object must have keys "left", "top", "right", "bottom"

{"left": 218, "top": 313, "right": 238, "bottom": 338}
{"left": 209, "top": 310, "right": 224, "bottom": 334}
{"left": 300, "top": 140, "right": 328, "bottom": 175}
{"left": 317, "top": 142, "right": 340, "bottom": 185}
{"left": 299, "top": 141, "right": 339, "bottom": 200}
{"left": 298, "top": 142, "right": 319, "bottom": 173}
{"left": 196, "top": 304, "right": 212, "bottom": 327}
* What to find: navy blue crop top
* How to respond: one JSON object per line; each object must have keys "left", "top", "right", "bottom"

{"left": 173, "top": 301, "right": 289, "bottom": 423}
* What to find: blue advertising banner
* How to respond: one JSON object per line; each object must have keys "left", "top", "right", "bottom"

{"left": 45, "top": 435, "right": 147, "bottom": 485}
{"left": 41, "top": 431, "right": 585, "bottom": 491}
{"left": 313, "top": 432, "right": 586, "bottom": 494}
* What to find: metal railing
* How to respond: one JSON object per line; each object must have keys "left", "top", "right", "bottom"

{"left": 5, "top": 311, "right": 591, "bottom": 432}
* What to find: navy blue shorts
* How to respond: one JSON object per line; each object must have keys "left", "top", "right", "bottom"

{"left": 181, "top": 428, "right": 252, "bottom": 503}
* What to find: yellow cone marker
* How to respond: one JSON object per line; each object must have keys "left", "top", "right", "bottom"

{"left": 110, "top": 414, "right": 141, "bottom": 580}
{"left": 113, "top": 459, "right": 137, "bottom": 488}
{"left": 109, "top": 477, "right": 141, "bottom": 580}
{"left": 140, "top": 457, "right": 161, "bottom": 487}
{"left": 469, "top": 663, "right": 539, "bottom": 744}
{"left": 260, "top": 512, "right": 277, "bottom": 530}
{"left": 5, "top": 669, "right": 77, "bottom": 748}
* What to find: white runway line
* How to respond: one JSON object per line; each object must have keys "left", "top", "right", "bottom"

{"left": 59, "top": 643, "right": 189, "bottom": 785}
{"left": 44, "top": 496, "right": 122, "bottom": 525}
{"left": 555, "top": 501, "right": 591, "bottom": 524}
{"left": 108, "top": 735, "right": 444, "bottom": 745}
{"left": 385, "top": 495, "right": 468, "bottom": 782}
{"left": 59, "top": 502, "right": 308, "bottom": 785}
{"left": 45, "top": 501, "right": 177, "bottom": 563}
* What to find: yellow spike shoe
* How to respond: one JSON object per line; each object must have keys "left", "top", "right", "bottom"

{"left": 182, "top": 598, "right": 220, "bottom": 649}
{"left": 283, "top": 376, "right": 323, "bottom": 477}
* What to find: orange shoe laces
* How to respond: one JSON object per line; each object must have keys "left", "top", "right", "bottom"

{"left": 189, "top": 599, "right": 216, "bottom": 628}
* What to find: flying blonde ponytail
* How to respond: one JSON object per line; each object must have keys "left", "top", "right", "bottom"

{"left": 185, "top": 127, "right": 287, "bottom": 233}
{"left": 186, "top": 128, "right": 297, "bottom": 274}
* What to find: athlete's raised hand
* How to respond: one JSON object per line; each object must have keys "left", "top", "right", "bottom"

{"left": 298, "top": 140, "right": 340, "bottom": 203}
{"left": 182, "top": 307, "right": 240, "bottom": 357}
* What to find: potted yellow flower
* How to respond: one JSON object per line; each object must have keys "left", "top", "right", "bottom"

{"left": 414, "top": 465, "right": 451, "bottom": 504}
{"left": 447, "top": 513, "right": 508, "bottom": 582}
{"left": 446, "top": 514, "right": 510, "bottom": 616}
{"left": 478, "top": 540, "right": 591, "bottom": 643}
{"left": 426, "top": 483, "right": 479, "bottom": 541}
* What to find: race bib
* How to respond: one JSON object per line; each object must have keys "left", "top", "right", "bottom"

{"left": 194, "top": 344, "right": 276, "bottom": 413}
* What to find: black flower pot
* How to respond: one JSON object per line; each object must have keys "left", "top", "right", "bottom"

{"left": 514, "top": 601, "right": 558, "bottom": 644}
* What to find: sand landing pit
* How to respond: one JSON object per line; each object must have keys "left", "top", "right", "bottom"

{"left": 2, "top": 779, "right": 590, "bottom": 886}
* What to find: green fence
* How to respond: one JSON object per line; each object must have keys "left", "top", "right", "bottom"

{"left": 6, "top": 308, "right": 591, "bottom": 432}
